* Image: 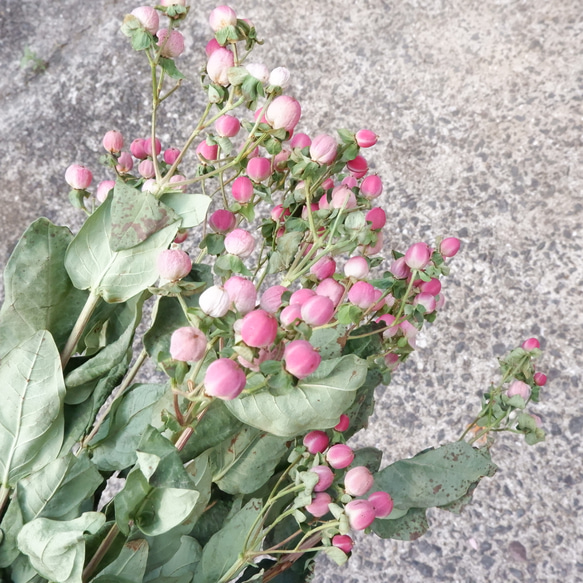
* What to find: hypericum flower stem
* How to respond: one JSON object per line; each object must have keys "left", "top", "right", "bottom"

{"left": 60, "top": 290, "right": 101, "bottom": 369}
{"left": 82, "top": 523, "right": 120, "bottom": 583}
{"left": 393, "top": 270, "right": 418, "bottom": 324}
{"left": 0, "top": 484, "right": 11, "bottom": 521}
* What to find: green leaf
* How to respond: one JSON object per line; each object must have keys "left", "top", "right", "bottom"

{"left": 276, "top": 232, "right": 304, "bottom": 267}
{"left": 343, "top": 323, "right": 384, "bottom": 359}
{"left": 8, "top": 553, "right": 45, "bottom": 583}
{"left": 65, "top": 195, "right": 179, "bottom": 303}
{"left": 91, "top": 539, "right": 149, "bottom": 583}
{"left": 309, "top": 327, "right": 345, "bottom": 360}
{"left": 143, "top": 536, "right": 202, "bottom": 583}
{"left": 17, "top": 512, "right": 105, "bottom": 583}
{"left": 226, "top": 355, "right": 367, "bottom": 436}
{"left": 352, "top": 447, "right": 383, "bottom": 473}
{"left": 324, "top": 545, "right": 348, "bottom": 566}
{"left": 372, "top": 507, "right": 429, "bottom": 541}
{"left": 160, "top": 193, "right": 211, "bottom": 229}
{"left": 200, "top": 233, "right": 225, "bottom": 255}
{"left": 159, "top": 57, "right": 186, "bottom": 80}
{"left": 0, "top": 331, "right": 65, "bottom": 487}
{"left": 0, "top": 495, "right": 24, "bottom": 567}
{"left": 0, "top": 218, "right": 88, "bottom": 359}
{"left": 342, "top": 369, "right": 381, "bottom": 439}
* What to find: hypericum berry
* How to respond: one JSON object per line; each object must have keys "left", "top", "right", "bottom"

{"left": 390, "top": 257, "right": 410, "bottom": 279}
{"left": 260, "top": 285, "right": 287, "bottom": 313}
{"left": 224, "top": 228, "right": 255, "bottom": 258}
{"left": 384, "top": 352, "right": 400, "bottom": 371}
{"left": 326, "top": 444, "right": 354, "bottom": 469}
{"left": 334, "top": 414, "right": 350, "bottom": 432}
{"left": 205, "top": 38, "right": 222, "bottom": 56}
{"left": 376, "top": 314, "right": 398, "bottom": 339}
{"left": 368, "top": 491, "right": 394, "bottom": 518}
{"left": 361, "top": 231, "right": 384, "bottom": 256}
{"left": 199, "top": 285, "right": 231, "bottom": 317}
{"left": 413, "top": 292, "right": 436, "bottom": 314}
{"left": 310, "top": 134, "right": 338, "bottom": 165}
{"left": 315, "top": 278, "right": 345, "bottom": 306}
{"left": 360, "top": 174, "right": 383, "bottom": 199}
{"left": 231, "top": 176, "right": 254, "bottom": 203}
{"left": 344, "top": 256, "right": 369, "bottom": 279}
{"left": 142, "top": 179, "right": 158, "bottom": 194}
{"left": 160, "top": 0, "right": 186, "bottom": 6}
{"left": 305, "top": 492, "right": 332, "bottom": 518}
{"left": 169, "top": 327, "right": 207, "bottom": 362}
{"left": 102, "top": 130, "right": 124, "bottom": 153}
{"left": 164, "top": 147, "right": 181, "bottom": 165}
{"left": 400, "top": 320, "right": 417, "bottom": 348}
{"left": 440, "top": 237, "right": 461, "bottom": 258}
{"left": 301, "top": 295, "right": 335, "bottom": 326}
{"left": 224, "top": 276, "right": 257, "bottom": 315}
{"left": 209, "top": 5, "right": 237, "bottom": 31}
{"left": 303, "top": 430, "right": 329, "bottom": 454}
{"left": 65, "top": 164, "right": 92, "bottom": 190}
{"left": 419, "top": 277, "right": 441, "bottom": 296}
{"left": 404, "top": 242, "right": 431, "bottom": 270}
{"left": 522, "top": 337, "right": 540, "bottom": 351}
{"left": 157, "top": 28, "right": 185, "bottom": 58}
{"left": 116, "top": 151, "right": 133, "bottom": 173}
{"left": 157, "top": 249, "right": 192, "bottom": 281}
{"left": 143, "top": 137, "right": 162, "bottom": 157}
{"left": 246, "top": 62, "right": 270, "bottom": 84}
{"left": 174, "top": 229, "right": 189, "bottom": 244}
{"left": 196, "top": 140, "right": 219, "bottom": 162}
{"left": 130, "top": 6, "right": 159, "bottom": 34}
{"left": 355, "top": 129, "right": 377, "bottom": 148}
{"left": 346, "top": 154, "right": 368, "bottom": 178}
{"left": 273, "top": 148, "right": 291, "bottom": 170}
{"left": 138, "top": 159, "right": 155, "bottom": 179}
{"left": 265, "top": 95, "right": 302, "bottom": 132}
{"left": 365, "top": 207, "right": 386, "bottom": 230}
{"left": 332, "top": 534, "right": 354, "bottom": 554}
{"left": 280, "top": 304, "right": 302, "bottom": 327}
{"left": 284, "top": 339, "right": 321, "bottom": 379}
{"left": 344, "top": 466, "right": 374, "bottom": 497}
{"left": 310, "top": 256, "right": 336, "bottom": 280}
{"left": 215, "top": 114, "right": 241, "bottom": 137}
{"left": 289, "top": 132, "right": 311, "bottom": 149}
{"left": 507, "top": 380, "right": 531, "bottom": 400}
{"left": 240, "top": 309, "right": 278, "bottom": 347}
{"left": 204, "top": 358, "right": 247, "bottom": 400}
{"left": 344, "top": 499, "right": 376, "bottom": 531}
{"left": 311, "top": 465, "right": 335, "bottom": 492}
{"left": 96, "top": 180, "right": 115, "bottom": 203}
{"left": 330, "top": 185, "right": 357, "bottom": 209}
{"left": 269, "top": 66, "right": 291, "bottom": 88}
{"left": 207, "top": 47, "right": 235, "bottom": 86}
{"left": 130, "top": 138, "right": 148, "bottom": 159}
{"left": 208, "top": 209, "right": 236, "bottom": 233}
{"left": 348, "top": 281, "right": 376, "bottom": 310}
{"left": 246, "top": 157, "right": 272, "bottom": 182}
{"left": 534, "top": 372, "right": 547, "bottom": 386}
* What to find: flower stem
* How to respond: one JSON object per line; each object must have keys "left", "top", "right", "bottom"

{"left": 82, "top": 523, "right": 120, "bottom": 582}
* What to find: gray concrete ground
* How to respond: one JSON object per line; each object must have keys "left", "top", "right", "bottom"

{"left": 1, "top": 0, "right": 582, "bottom": 581}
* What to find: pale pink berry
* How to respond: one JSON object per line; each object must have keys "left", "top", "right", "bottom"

{"left": 289, "top": 288, "right": 315, "bottom": 306}
{"left": 265, "top": 95, "right": 302, "bottom": 133}
{"left": 174, "top": 230, "right": 188, "bottom": 244}
{"left": 404, "top": 242, "right": 431, "bottom": 270}
{"left": 310, "top": 256, "right": 336, "bottom": 280}
{"left": 215, "top": 114, "right": 241, "bottom": 138}
{"left": 303, "top": 430, "right": 329, "bottom": 454}
{"left": 413, "top": 292, "right": 436, "bottom": 314}
{"left": 241, "top": 309, "right": 278, "bottom": 347}
{"left": 143, "top": 137, "right": 162, "bottom": 157}
{"left": 280, "top": 304, "right": 302, "bottom": 327}
{"left": 331, "top": 185, "right": 357, "bottom": 209}
{"left": 170, "top": 327, "right": 207, "bottom": 362}
{"left": 224, "top": 228, "right": 255, "bottom": 258}
{"left": 355, "top": 129, "right": 377, "bottom": 148}
{"left": 334, "top": 414, "right": 350, "bottom": 432}
{"left": 196, "top": 140, "right": 219, "bottom": 163}
{"left": 377, "top": 314, "right": 398, "bottom": 338}
{"left": 301, "top": 295, "right": 334, "bottom": 326}
{"left": 142, "top": 179, "right": 158, "bottom": 194}
{"left": 440, "top": 237, "right": 461, "bottom": 258}
{"left": 204, "top": 358, "right": 246, "bottom": 400}
{"left": 361, "top": 231, "right": 384, "bottom": 256}
{"left": 138, "top": 159, "right": 155, "bottom": 179}
{"left": 322, "top": 177, "right": 335, "bottom": 190}
{"left": 305, "top": 492, "right": 332, "bottom": 518}
{"left": 102, "top": 130, "right": 124, "bottom": 153}
{"left": 260, "top": 285, "right": 287, "bottom": 312}
{"left": 284, "top": 339, "right": 321, "bottom": 379}
{"left": 522, "top": 337, "right": 540, "bottom": 351}
{"left": 269, "top": 66, "right": 291, "bottom": 88}
{"left": 435, "top": 293, "right": 446, "bottom": 310}
{"left": 231, "top": 176, "right": 254, "bottom": 203}
{"left": 169, "top": 175, "right": 187, "bottom": 192}
{"left": 273, "top": 148, "right": 291, "bottom": 171}
{"left": 160, "top": 0, "right": 186, "bottom": 6}
{"left": 65, "top": 164, "right": 92, "bottom": 190}
{"left": 157, "top": 28, "right": 185, "bottom": 58}
{"left": 368, "top": 491, "right": 393, "bottom": 518}
{"left": 199, "top": 285, "right": 231, "bottom": 317}
{"left": 348, "top": 281, "right": 376, "bottom": 310}
{"left": 365, "top": 207, "right": 386, "bottom": 230}
{"left": 332, "top": 534, "right": 353, "bottom": 554}
{"left": 344, "top": 499, "right": 376, "bottom": 530}
{"left": 245, "top": 62, "right": 270, "bottom": 83}
{"left": 342, "top": 176, "right": 358, "bottom": 189}
{"left": 400, "top": 320, "right": 417, "bottom": 348}
{"left": 344, "top": 256, "right": 369, "bottom": 279}
{"left": 347, "top": 154, "right": 368, "bottom": 178}
{"left": 310, "top": 134, "right": 338, "bottom": 165}
{"left": 384, "top": 353, "right": 400, "bottom": 371}
{"left": 326, "top": 444, "right": 354, "bottom": 469}
{"left": 131, "top": 6, "right": 160, "bottom": 34}
{"left": 208, "top": 209, "right": 236, "bottom": 233}
{"left": 360, "top": 175, "right": 383, "bottom": 199}
{"left": 534, "top": 372, "right": 547, "bottom": 386}
{"left": 205, "top": 38, "right": 222, "bottom": 56}
{"left": 390, "top": 257, "right": 411, "bottom": 279}
{"left": 507, "top": 380, "right": 531, "bottom": 400}
{"left": 116, "top": 151, "right": 134, "bottom": 173}
{"left": 419, "top": 277, "right": 441, "bottom": 296}
{"left": 301, "top": 203, "right": 319, "bottom": 221}
{"left": 311, "top": 465, "right": 335, "bottom": 492}
{"left": 209, "top": 5, "right": 237, "bottom": 31}
{"left": 315, "top": 278, "right": 345, "bottom": 306}
{"left": 157, "top": 249, "right": 192, "bottom": 281}
{"left": 224, "top": 276, "right": 257, "bottom": 315}
{"left": 344, "top": 466, "right": 374, "bottom": 497}
{"left": 289, "top": 132, "right": 311, "bottom": 149}
{"left": 96, "top": 180, "right": 115, "bottom": 203}
{"left": 247, "top": 157, "right": 272, "bottom": 182}
{"left": 207, "top": 47, "right": 235, "bottom": 86}
{"left": 130, "top": 138, "right": 148, "bottom": 159}
{"left": 164, "top": 147, "right": 181, "bottom": 165}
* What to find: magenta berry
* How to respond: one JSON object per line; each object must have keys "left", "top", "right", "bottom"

{"left": 206, "top": 38, "right": 221, "bottom": 56}
{"left": 365, "top": 207, "right": 386, "bottom": 230}
{"left": 419, "top": 277, "right": 441, "bottom": 296}
{"left": 310, "top": 256, "right": 336, "bottom": 280}
{"left": 224, "top": 228, "right": 255, "bottom": 258}
{"left": 284, "top": 339, "right": 321, "bottom": 379}
{"left": 164, "top": 147, "right": 181, "bottom": 165}
{"left": 246, "top": 157, "right": 272, "bottom": 182}
{"left": 326, "top": 444, "right": 354, "bottom": 469}
{"left": 96, "top": 180, "right": 115, "bottom": 203}
{"left": 143, "top": 137, "right": 162, "bottom": 157}
{"left": 390, "top": 257, "right": 410, "bottom": 279}
{"left": 355, "top": 129, "right": 377, "bottom": 148}
{"left": 440, "top": 237, "right": 461, "bottom": 258}
{"left": 199, "top": 285, "right": 231, "bottom": 318}
{"left": 224, "top": 276, "right": 257, "bottom": 315}
{"left": 174, "top": 229, "right": 188, "bottom": 244}
{"left": 260, "top": 285, "right": 287, "bottom": 313}
{"left": 215, "top": 114, "right": 241, "bottom": 138}
{"left": 344, "top": 466, "right": 374, "bottom": 496}
{"left": 289, "top": 132, "right": 311, "bottom": 149}
{"left": 332, "top": 534, "right": 354, "bottom": 554}
{"left": 130, "top": 138, "right": 148, "bottom": 159}
{"left": 170, "top": 327, "right": 207, "bottom": 362}
{"left": 522, "top": 337, "right": 540, "bottom": 351}
{"left": 102, "top": 130, "right": 123, "bottom": 153}
{"left": 209, "top": 209, "right": 236, "bottom": 233}
{"left": 368, "top": 491, "right": 394, "bottom": 518}
{"left": 301, "top": 295, "right": 335, "bottom": 326}
{"left": 360, "top": 174, "right": 383, "bottom": 199}
{"left": 157, "top": 28, "right": 185, "bottom": 58}
{"left": 131, "top": 6, "right": 160, "bottom": 34}
{"left": 265, "top": 95, "right": 302, "bottom": 132}
{"left": 289, "top": 288, "right": 316, "bottom": 306}
{"left": 311, "top": 465, "right": 335, "bottom": 492}
{"left": 65, "top": 164, "right": 92, "bottom": 190}
{"left": 280, "top": 304, "right": 302, "bottom": 327}
{"left": 305, "top": 492, "right": 332, "bottom": 518}
{"left": 346, "top": 154, "right": 368, "bottom": 178}
{"left": 196, "top": 140, "right": 219, "bottom": 162}
{"left": 384, "top": 353, "right": 400, "bottom": 371}
{"left": 344, "top": 499, "right": 376, "bottom": 531}
{"left": 303, "top": 430, "right": 330, "bottom": 454}
{"left": 231, "top": 176, "right": 254, "bottom": 203}
{"left": 348, "top": 281, "right": 376, "bottom": 310}
{"left": 310, "top": 134, "right": 338, "bottom": 165}
{"left": 209, "top": 5, "right": 237, "bottom": 31}
{"left": 334, "top": 414, "right": 350, "bottom": 432}
{"left": 207, "top": 47, "right": 235, "bottom": 86}
{"left": 507, "top": 380, "right": 531, "bottom": 400}
{"left": 241, "top": 309, "right": 278, "bottom": 347}
{"left": 315, "top": 278, "right": 344, "bottom": 306}
{"left": 344, "top": 256, "right": 369, "bottom": 279}
{"left": 534, "top": 372, "right": 547, "bottom": 386}
{"left": 342, "top": 175, "right": 358, "bottom": 189}
{"left": 157, "top": 249, "right": 192, "bottom": 282}
{"left": 404, "top": 242, "right": 431, "bottom": 270}
{"left": 204, "top": 358, "right": 247, "bottom": 400}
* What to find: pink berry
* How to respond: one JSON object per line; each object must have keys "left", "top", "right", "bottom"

{"left": 534, "top": 372, "right": 547, "bottom": 386}
{"left": 157, "top": 249, "right": 192, "bottom": 281}
{"left": 138, "top": 159, "right": 155, "bottom": 179}
{"left": 143, "top": 137, "right": 162, "bottom": 157}
{"left": 231, "top": 176, "right": 254, "bottom": 203}
{"left": 65, "top": 164, "right": 92, "bottom": 190}
{"left": 131, "top": 6, "right": 160, "bottom": 34}
{"left": 419, "top": 277, "right": 441, "bottom": 296}
{"left": 331, "top": 185, "right": 357, "bottom": 209}
{"left": 311, "top": 465, "right": 335, "bottom": 492}
{"left": 344, "top": 256, "right": 369, "bottom": 279}
{"left": 404, "top": 242, "right": 431, "bottom": 270}
{"left": 326, "top": 444, "right": 354, "bottom": 469}
{"left": 310, "top": 256, "right": 336, "bottom": 280}
{"left": 355, "top": 129, "right": 377, "bottom": 148}
{"left": 377, "top": 314, "right": 398, "bottom": 338}
{"left": 344, "top": 499, "right": 376, "bottom": 531}
{"left": 289, "top": 288, "right": 316, "bottom": 306}
{"left": 164, "top": 147, "right": 181, "bottom": 165}
{"left": 157, "top": 28, "right": 185, "bottom": 58}
{"left": 174, "top": 230, "right": 189, "bottom": 244}
{"left": 205, "top": 38, "right": 222, "bottom": 56}
{"left": 246, "top": 62, "right": 270, "bottom": 83}
{"left": 280, "top": 304, "right": 302, "bottom": 327}
{"left": 96, "top": 180, "right": 115, "bottom": 203}
{"left": 196, "top": 140, "right": 219, "bottom": 163}
{"left": 301, "top": 295, "right": 335, "bottom": 326}
{"left": 348, "top": 281, "right": 376, "bottom": 310}
{"left": 102, "top": 130, "right": 124, "bottom": 153}
{"left": 207, "top": 47, "right": 235, "bottom": 86}
{"left": 384, "top": 353, "right": 400, "bottom": 371}
{"left": 208, "top": 209, "right": 236, "bottom": 233}
{"left": 215, "top": 114, "right": 241, "bottom": 138}
{"left": 310, "top": 134, "right": 338, "bottom": 165}
{"left": 321, "top": 177, "right": 334, "bottom": 190}
{"left": 116, "top": 151, "right": 134, "bottom": 173}
{"left": 269, "top": 66, "right": 291, "bottom": 88}
{"left": 344, "top": 466, "right": 374, "bottom": 497}
{"left": 368, "top": 491, "right": 394, "bottom": 518}
{"left": 224, "top": 228, "right": 255, "bottom": 258}
{"left": 334, "top": 414, "right": 350, "bottom": 432}
{"left": 315, "top": 278, "right": 345, "bottom": 306}
{"left": 199, "top": 285, "right": 231, "bottom": 317}
{"left": 209, "top": 5, "right": 237, "bottom": 31}
{"left": 413, "top": 292, "right": 436, "bottom": 314}
{"left": 390, "top": 257, "right": 411, "bottom": 280}
{"left": 170, "top": 327, "right": 207, "bottom": 362}
{"left": 507, "top": 380, "right": 531, "bottom": 400}
{"left": 303, "top": 430, "right": 329, "bottom": 454}
{"left": 289, "top": 132, "right": 311, "bottom": 149}
{"left": 305, "top": 492, "right": 332, "bottom": 518}
{"left": 271, "top": 204, "right": 290, "bottom": 223}
{"left": 522, "top": 337, "right": 540, "bottom": 351}
{"left": 347, "top": 154, "right": 368, "bottom": 178}
{"left": 204, "top": 358, "right": 247, "bottom": 400}
{"left": 332, "top": 534, "right": 354, "bottom": 554}
{"left": 365, "top": 207, "right": 386, "bottom": 230}
{"left": 265, "top": 95, "right": 302, "bottom": 133}
{"left": 246, "top": 157, "right": 272, "bottom": 183}
{"left": 224, "top": 276, "right": 257, "bottom": 315}
{"left": 399, "top": 320, "right": 418, "bottom": 348}
{"left": 130, "top": 138, "right": 148, "bottom": 159}
{"left": 360, "top": 175, "right": 383, "bottom": 199}
{"left": 284, "top": 339, "right": 321, "bottom": 379}
{"left": 160, "top": 0, "right": 186, "bottom": 6}
{"left": 440, "top": 237, "right": 461, "bottom": 258}
{"left": 260, "top": 285, "right": 287, "bottom": 313}
{"left": 241, "top": 309, "right": 278, "bottom": 347}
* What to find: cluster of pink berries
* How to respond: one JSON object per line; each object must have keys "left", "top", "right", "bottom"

{"left": 506, "top": 337, "right": 547, "bottom": 403}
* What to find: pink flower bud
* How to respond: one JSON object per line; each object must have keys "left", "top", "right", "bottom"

{"left": 522, "top": 337, "right": 540, "bottom": 351}
{"left": 301, "top": 295, "right": 334, "bottom": 326}
{"left": 384, "top": 352, "right": 400, "bottom": 371}
{"left": 130, "top": 138, "right": 148, "bottom": 159}
{"left": 265, "top": 95, "right": 302, "bottom": 132}
{"left": 164, "top": 147, "right": 181, "bottom": 165}
{"left": 131, "top": 6, "right": 160, "bottom": 34}
{"left": 310, "top": 256, "right": 336, "bottom": 280}
{"left": 365, "top": 207, "right": 386, "bottom": 231}
{"left": 199, "top": 285, "right": 231, "bottom": 317}
{"left": 405, "top": 242, "right": 431, "bottom": 270}
{"left": 332, "top": 534, "right": 354, "bottom": 554}
{"left": 310, "top": 134, "right": 338, "bottom": 165}
{"left": 344, "top": 256, "right": 369, "bottom": 279}
{"left": 377, "top": 314, "right": 398, "bottom": 338}
{"left": 65, "top": 164, "right": 92, "bottom": 190}
{"left": 326, "top": 444, "right": 354, "bottom": 469}
{"left": 241, "top": 309, "right": 278, "bottom": 347}
{"left": 305, "top": 492, "right": 332, "bottom": 518}
{"left": 231, "top": 176, "right": 254, "bottom": 203}
{"left": 534, "top": 372, "right": 547, "bottom": 386}
{"left": 334, "top": 415, "right": 350, "bottom": 432}
{"left": 413, "top": 292, "right": 436, "bottom": 314}
{"left": 303, "top": 430, "right": 329, "bottom": 454}
{"left": 347, "top": 154, "right": 368, "bottom": 178}
{"left": 102, "top": 130, "right": 124, "bottom": 153}
{"left": 284, "top": 339, "right": 321, "bottom": 379}
{"left": 116, "top": 151, "right": 134, "bottom": 173}
{"left": 224, "top": 228, "right": 255, "bottom": 258}
{"left": 390, "top": 257, "right": 411, "bottom": 279}
{"left": 419, "top": 277, "right": 441, "bottom": 296}
{"left": 246, "top": 62, "right": 270, "bottom": 83}
{"left": 507, "top": 380, "right": 531, "bottom": 400}
{"left": 269, "top": 66, "right": 291, "bottom": 88}
{"left": 143, "top": 137, "right": 162, "bottom": 157}
{"left": 344, "top": 466, "right": 374, "bottom": 496}
{"left": 260, "top": 285, "right": 287, "bottom": 313}
{"left": 138, "top": 159, "right": 155, "bottom": 179}
{"left": 209, "top": 5, "right": 237, "bottom": 31}
{"left": 355, "top": 129, "right": 377, "bottom": 148}
{"left": 157, "top": 28, "right": 185, "bottom": 58}
{"left": 207, "top": 47, "right": 235, "bottom": 86}
{"left": 96, "top": 180, "right": 115, "bottom": 203}
{"left": 170, "top": 327, "right": 207, "bottom": 362}
{"left": 344, "top": 499, "right": 376, "bottom": 530}
{"left": 204, "top": 358, "right": 247, "bottom": 400}
{"left": 215, "top": 114, "right": 241, "bottom": 138}
{"left": 348, "top": 281, "right": 376, "bottom": 310}
{"left": 360, "top": 175, "right": 383, "bottom": 199}
{"left": 246, "top": 157, "right": 272, "bottom": 183}
{"left": 196, "top": 140, "right": 219, "bottom": 162}
{"left": 311, "top": 465, "right": 335, "bottom": 492}
{"left": 157, "top": 249, "right": 192, "bottom": 281}
{"left": 315, "top": 278, "right": 345, "bottom": 306}
{"left": 208, "top": 209, "right": 236, "bottom": 233}
{"left": 224, "top": 276, "right": 257, "bottom": 315}
{"left": 205, "top": 38, "right": 222, "bottom": 56}
{"left": 331, "top": 185, "right": 357, "bottom": 210}
{"left": 280, "top": 304, "right": 302, "bottom": 327}
{"left": 289, "top": 132, "right": 311, "bottom": 149}
{"left": 440, "top": 237, "right": 461, "bottom": 258}
{"left": 368, "top": 491, "right": 394, "bottom": 518}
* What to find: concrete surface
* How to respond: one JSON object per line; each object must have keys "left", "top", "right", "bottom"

{"left": 0, "top": 0, "right": 582, "bottom": 581}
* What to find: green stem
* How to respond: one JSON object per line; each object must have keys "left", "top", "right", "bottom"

{"left": 82, "top": 523, "right": 120, "bottom": 582}
{"left": 0, "top": 484, "right": 11, "bottom": 521}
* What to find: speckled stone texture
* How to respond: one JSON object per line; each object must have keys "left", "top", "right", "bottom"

{"left": 1, "top": 0, "right": 581, "bottom": 581}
